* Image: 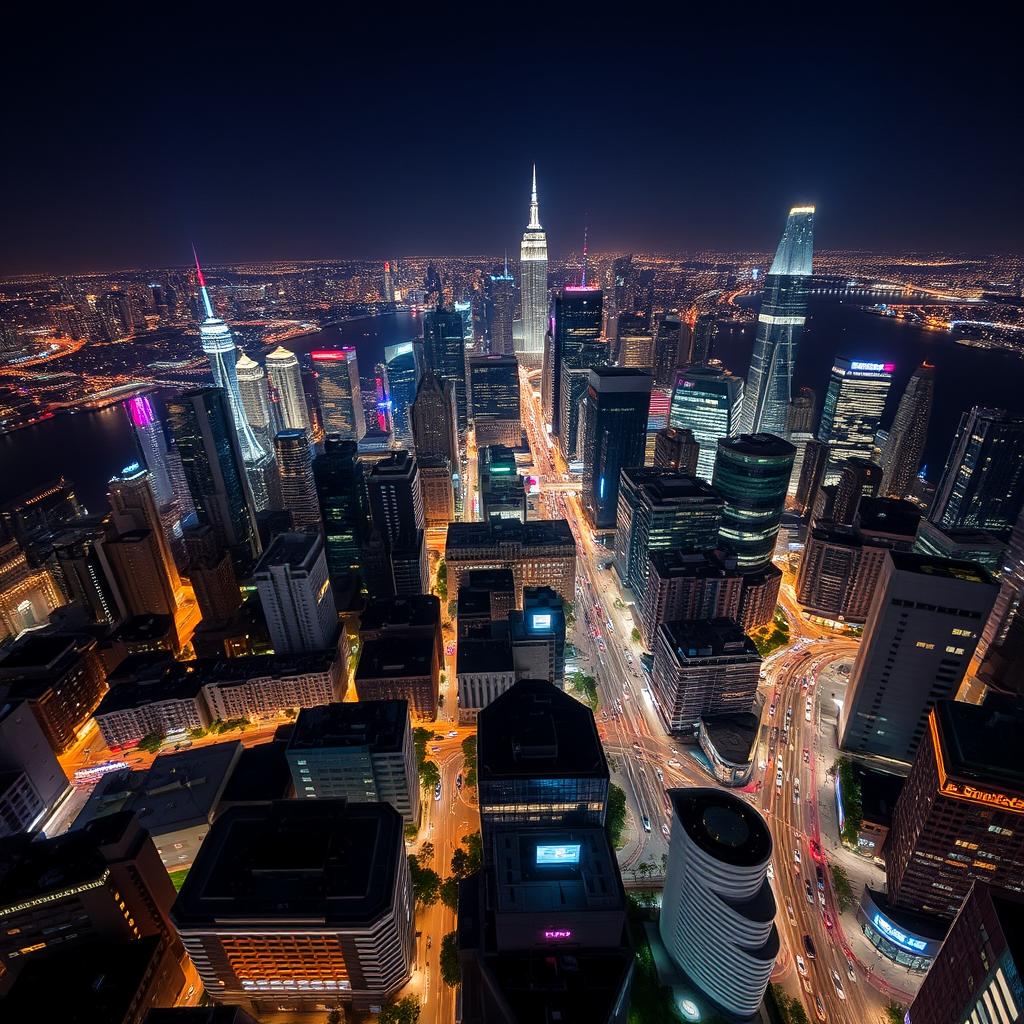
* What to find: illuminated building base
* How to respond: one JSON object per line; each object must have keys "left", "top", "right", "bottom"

{"left": 855, "top": 888, "right": 946, "bottom": 972}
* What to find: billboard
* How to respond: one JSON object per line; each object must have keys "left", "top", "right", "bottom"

{"left": 536, "top": 843, "right": 581, "bottom": 865}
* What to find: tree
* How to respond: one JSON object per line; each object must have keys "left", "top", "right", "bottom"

{"left": 439, "top": 931, "right": 461, "bottom": 987}
{"left": 417, "top": 842, "right": 435, "bottom": 867}
{"left": 440, "top": 876, "right": 459, "bottom": 911}
{"left": 326, "top": 1005, "right": 346, "bottom": 1024}
{"left": 461, "top": 831, "right": 483, "bottom": 874}
{"left": 407, "top": 856, "right": 441, "bottom": 906}
{"left": 885, "top": 1003, "right": 907, "bottom": 1024}
{"left": 606, "top": 782, "right": 627, "bottom": 847}
{"left": 137, "top": 732, "right": 164, "bottom": 754}
{"left": 436, "top": 559, "right": 448, "bottom": 601}
{"left": 420, "top": 759, "right": 440, "bottom": 791}
{"left": 450, "top": 847, "right": 469, "bottom": 879}
{"left": 377, "top": 996, "right": 421, "bottom": 1024}
{"left": 837, "top": 758, "right": 864, "bottom": 845}
{"left": 830, "top": 863, "right": 855, "bottom": 912}
{"left": 787, "top": 998, "right": 811, "bottom": 1024}
{"left": 630, "top": 627, "right": 641, "bottom": 645}
{"left": 413, "top": 727, "right": 433, "bottom": 765}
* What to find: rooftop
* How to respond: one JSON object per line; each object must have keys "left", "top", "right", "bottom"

{"left": 172, "top": 800, "right": 403, "bottom": 926}
{"left": 889, "top": 551, "right": 995, "bottom": 586}
{"left": 446, "top": 518, "right": 575, "bottom": 550}
{"left": 670, "top": 787, "right": 773, "bottom": 868}
{"left": 718, "top": 433, "right": 796, "bottom": 459}
{"left": 621, "top": 467, "right": 722, "bottom": 506}
{"left": 219, "top": 741, "right": 292, "bottom": 804}
{"left": 464, "top": 568, "right": 515, "bottom": 592}
{"left": 478, "top": 679, "right": 608, "bottom": 781}
{"left": 74, "top": 741, "right": 243, "bottom": 835}
{"left": 934, "top": 699, "right": 1024, "bottom": 794}
{"left": 110, "top": 613, "right": 176, "bottom": 643}
{"left": 699, "top": 712, "right": 760, "bottom": 765}
{"left": 356, "top": 636, "right": 436, "bottom": 679}
{"left": 359, "top": 594, "right": 440, "bottom": 633}
{"left": 96, "top": 662, "right": 205, "bottom": 716}
{"left": 253, "top": 532, "right": 321, "bottom": 573}
{"left": 855, "top": 497, "right": 921, "bottom": 538}
{"left": 0, "top": 634, "right": 83, "bottom": 673}
{"left": 648, "top": 548, "right": 739, "bottom": 579}
{"left": 457, "top": 625, "right": 513, "bottom": 675}
{"left": 288, "top": 700, "right": 409, "bottom": 753}
{"left": 659, "top": 618, "right": 760, "bottom": 662}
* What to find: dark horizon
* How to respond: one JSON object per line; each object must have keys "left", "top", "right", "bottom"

{"left": 2, "top": 12, "right": 1021, "bottom": 276}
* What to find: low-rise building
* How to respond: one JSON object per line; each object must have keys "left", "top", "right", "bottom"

{"left": 356, "top": 635, "right": 438, "bottom": 720}
{"left": 457, "top": 623, "right": 516, "bottom": 724}
{"left": 0, "top": 698, "right": 69, "bottom": 835}
{"left": 696, "top": 712, "right": 759, "bottom": 787}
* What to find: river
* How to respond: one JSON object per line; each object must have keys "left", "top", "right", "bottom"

{"left": 3, "top": 303, "right": 1024, "bottom": 513}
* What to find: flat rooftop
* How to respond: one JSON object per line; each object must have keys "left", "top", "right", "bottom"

{"left": 253, "top": 532, "right": 320, "bottom": 572}
{"left": 75, "top": 741, "right": 242, "bottom": 835}
{"left": 700, "top": 712, "right": 760, "bottom": 765}
{"left": 889, "top": 551, "right": 995, "bottom": 585}
{"left": 457, "top": 630, "right": 514, "bottom": 674}
{"left": 0, "top": 634, "right": 81, "bottom": 673}
{"left": 491, "top": 826, "right": 624, "bottom": 914}
{"left": 464, "top": 568, "right": 515, "bottom": 591}
{"left": 934, "top": 699, "right": 1024, "bottom": 794}
{"left": 446, "top": 518, "right": 575, "bottom": 550}
{"left": 648, "top": 549, "right": 738, "bottom": 579}
{"left": 96, "top": 660, "right": 205, "bottom": 715}
{"left": 621, "top": 467, "right": 721, "bottom": 504}
{"left": 356, "top": 636, "right": 435, "bottom": 679}
{"left": 288, "top": 700, "right": 409, "bottom": 753}
{"left": 670, "top": 787, "right": 773, "bottom": 868}
{"left": 478, "top": 679, "right": 608, "bottom": 781}
{"left": 172, "top": 800, "right": 403, "bottom": 927}
{"left": 659, "top": 618, "right": 759, "bottom": 661}
{"left": 359, "top": 594, "right": 439, "bottom": 632}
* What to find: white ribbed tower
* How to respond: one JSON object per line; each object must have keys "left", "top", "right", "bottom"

{"left": 660, "top": 788, "right": 779, "bottom": 1020}
{"left": 517, "top": 164, "right": 548, "bottom": 368}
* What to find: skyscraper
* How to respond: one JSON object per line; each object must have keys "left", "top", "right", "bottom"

{"left": 549, "top": 286, "right": 602, "bottom": 434}
{"left": 669, "top": 365, "right": 744, "bottom": 481}
{"left": 479, "top": 444, "right": 526, "bottom": 523}
{"left": 265, "top": 346, "right": 312, "bottom": 438}
{"left": 517, "top": 165, "right": 548, "bottom": 368}
{"left": 166, "top": 388, "right": 260, "bottom": 574}
{"left": 409, "top": 368, "right": 458, "bottom": 470}
{"left": 786, "top": 385, "right": 816, "bottom": 435}
{"left": 422, "top": 306, "right": 468, "bottom": 430}
{"left": 469, "top": 353, "right": 520, "bottom": 445}
{"left": 311, "top": 348, "right": 365, "bottom": 441}
{"left": 839, "top": 552, "right": 997, "bottom": 764}
{"left": 235, "top": 354, "right": 275, "bottom": 454}
{"left": 487, "top": 259, "right": 515, "bottom": 356}
{"left": 366, "top": 450, "right": 426, "bottom": 548}
{"left": 653, "top": 426, "right": 700, "bottom": 474}
{"left": 382, "top": 260, "right": 395, "bottom": 304}
{"left": 818, "top": 357, "right": 894, "bottom": 472}
{"left": 795, "top": 438, "right": 830, "bottom": 515}
{"left": 125, "top": 395, "right": 174, "bottom": 510}
{"left": 314, "top": 435, "right": 369, "bottom": 592}
{"left": 582, "top": 368, "right": 652, "bottom": 530}
{"left": 739, "top": 205, "right": 815, "bottom": 436}
{"left": 713, "top": 433, "right": 795, "bottom": 571}
{"left": 384, "top": 341, "right": 418, "bottom": 441}
{"left": 832, "top": 457, "right": 882, "bottom": 525}
{"left": 930, "top": 406, "right": 1024, "bottom": 537}
{"left": 184, "top": 524, "right": 241, "bottom": 628}
{"left": 193, "top": 253, "right": 268, "bottom": 467}
{"left": 253, "top": 532, "right": 338, "bottom": 654}
{"left": 653, "top": 315, "right": 688, "bottom": 388}
{"left": 880, "top": 362, "right": 935, "bottom": 499}
{"left": 274, "top": 429, "right": 320, "bottom": 529}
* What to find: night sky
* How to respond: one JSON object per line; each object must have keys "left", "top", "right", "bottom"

{"left": 2, "top": 11, "right": 1020, "bottom": 275}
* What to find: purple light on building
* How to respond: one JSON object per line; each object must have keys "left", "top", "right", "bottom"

{"left": 126, "top": 394, "right": 155, "bottom": 427}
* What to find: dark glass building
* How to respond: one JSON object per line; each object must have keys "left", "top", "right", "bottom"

{"left": 384, "top": 342, "right": 419, "bottom": 442}
{"left": 581, "top": 367, "right": 652, "bottom": 530}
{"left": 548, "top": 286, "right": 602, "bottom": 435}
{"left": 712, "top": 433, "right": 795, "bottom": 571}
{"left": 166, "top": 387, "right": 260, "bottom": 575}
{"left": 313, "top": 435, "right": 369, "bottom": 592}
{"left": 422, "top": 306, "right": 468, "bottom": 430}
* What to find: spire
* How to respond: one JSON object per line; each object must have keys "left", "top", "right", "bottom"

{"left": 528, "top": 164, "right": 541, "bottom": 230}
{"left": 581, "top": 217, "right": 589, "bottom": 287}
{"left": 192, "top": 245, "right": 214, "bottom": 319}
{"left": 503, "top": 249, "right": 509, "bottom": 277}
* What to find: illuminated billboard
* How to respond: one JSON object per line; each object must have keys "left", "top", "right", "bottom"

{"left": 531, "top": 613, "right": 552, "bottom": 631}
{"left": 536, "top": 844, "right": 581, "bottom": 865}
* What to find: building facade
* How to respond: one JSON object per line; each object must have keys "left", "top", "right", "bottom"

{"left": 669, "top": 365, "right": 744, "bottom": 481}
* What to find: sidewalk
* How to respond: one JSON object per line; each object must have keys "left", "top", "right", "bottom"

{"left": 812, "top": 658, "right": 921, "bottom": 1006}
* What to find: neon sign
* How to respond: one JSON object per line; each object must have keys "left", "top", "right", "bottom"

{"left": 940, "top": 780, "right": 1024, "bottom": 813}
{"left": 872, "top": 913, "right": 928, "bottom": 953}
{"left": 536, "top": 844, "right": 581, "bottom": 865}
{"left": 531, "top": 613, "right": 552, "bottom": 631}
{"left": 543, "top": 929, "right": 572, "bottom": 941}
{"left": 850, "top": 361, "right": 895, "bottom": 373}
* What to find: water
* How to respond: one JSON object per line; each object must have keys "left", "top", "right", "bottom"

{"left": 3, "top": 304, "right": 1024, "bottom": 512}
{"left": 0, "top": 311, "right": 423, "bottom": 512}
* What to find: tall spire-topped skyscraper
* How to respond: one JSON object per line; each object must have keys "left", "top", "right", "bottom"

{"left": 517, "top": 164, "right": 549, "bottom": 369}
{"left": 739, "top": 206, "right": 815, "bottom": 436}
{"left": 193, "top": 249, "right": 274, "bottom": 510}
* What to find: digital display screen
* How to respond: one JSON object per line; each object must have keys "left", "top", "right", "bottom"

{"left": 532, "top": 613, "right": 552, "bottom": 630}
{"left": 536, "top": 844, "right": 581, "bottom": 865}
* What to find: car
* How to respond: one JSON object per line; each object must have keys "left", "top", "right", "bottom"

{"left": 796, "top": 955, "right": 807, "bottom": 977}
{"left": 803, "top": 934, "right": 816, "bottom": 960}
{"left": 809, "top": 839, "right": 823, "bottom": 861}
{"left": 846, "top": 960, "right": 857, "bottom": 983}
{"left": 656, "top": 768, "right": 664, "bottom": 783}
{"left": 447, "top": 730, "right": 457, "bottom": 738}
{"left": 431, "top": 745, "right": 441, "bottom": 753}
{"left": 831, "top": 971, "right": 845, "bottom": 1001}
{"left": 786, "top": 899, "right": 796, "bottom": 924}
{"left": 769, "top": 703, "right": 777, "bottom": 717}
{"left": 822, "top": 910, "right": 834, "bottom": 930}
{"left": 816, "top": 866, "right": 825, "bottom": 891}
{"left": 427, "top": 935, "right": 433, "bottom": 950}
{"left": 776, "top": 769, "right": 784, "bottom": 788}
{"left": 803, "top": 748, "right": 810, "bottom": 764}
{"left": 456, "top": 773, "right": 463, "bottom": 789}
{"left": 793, "top": 848, "right": 801, "bottom": 866}
{"left": 641, "top": 815, "right": 651, "bottom": 833}
{"left": 667, "top": 758, "right": 681, "bottom": 768}
{"left": 818, "top": 891, "right": 826, "bottom": 909}
{"left": 805, "top": 708, "right": 812, "bottom": 722}
{"left": 814, "top": 994, "right": 827, "bottom": 1021}
{"left": 805, "top": 880, "right": 814, "bottom": 903}
{"left": 433, "top": 781, "right": 442, "bottom": 802}
{"left": 661, "top": 824, "right": 670, "bottom": 838}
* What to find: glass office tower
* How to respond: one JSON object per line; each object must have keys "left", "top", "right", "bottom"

{"left": 669, "top": 365, "right": 744, "bottom": 481}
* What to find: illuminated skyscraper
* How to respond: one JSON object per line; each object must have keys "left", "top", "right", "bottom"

{"left": 275, "top": 429, "right": 320, "bottom": 529}
{"left": 880, "top": 362, "right": 935, "bottom": 499}
{"left": 312, "top": 348, "right": 365, "bottom": 441}
{"left": 314, "top": 436, "right": 370, "bottom": 593}
{"left": 265, "top": 346, "right": 312, "bottom": 438}
{"left": 739, "top": 206, "right": 815, "bottom": 436}
{"left": 818, "top": 357, "right": 894, "bottom": 472}
{"left": 929, "top": 407, "right": 1024, "bottom": 538}
{"left": 517, "top": 165, "right": 548, "bottom": 368}
{"left": 236, "top": 354, "right": 275, "bottom": 454}
{"left": 669, "top": 365, "right": 744, "bottom": 481}
{"left": 125, "top": 395, "right": 173, "bottom": 509}
{"left": 383, "top": 260, "right": 395, "bottom": 304}
{"left": 410, "top": 369, "right": 459, "bottom": 471}
{"left": 385, "top": 342, "right": 418, "bottom": 441}
{"left": 422, "top": 306, "right": 468, "bottom": 430}
{"left": 193, "top": 253, "right": 267, "bottom": 466}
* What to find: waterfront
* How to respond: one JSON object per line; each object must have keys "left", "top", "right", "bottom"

{"left": 4, "top": 301, "right": 1024, "bottom": 513}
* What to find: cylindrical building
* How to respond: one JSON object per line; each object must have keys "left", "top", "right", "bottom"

{"left": 713, "top": 433, "right": 795, "bottom": 571}
{"left": 660, "top": 788, "right": 778, "bottom": 1020}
